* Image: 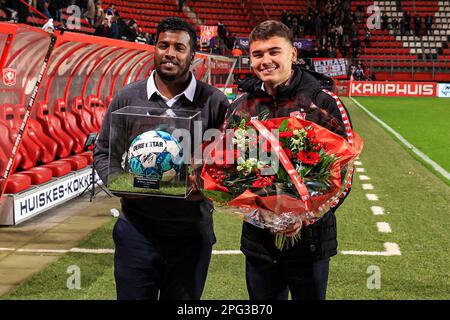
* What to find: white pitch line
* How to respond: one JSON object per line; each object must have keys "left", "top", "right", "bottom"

{"left": 212, "top": 250, "right": 243, "bottom": 255}
{"left": 377, "top": 222, "right": 392, "bottom": 233}
{"left": 359, "top": 175, "right": 371, "bottom": 180}
{"left": 366, "top": 193, "right": 379, "bottom": 201}
{"left": 341, "top": 242, "right": 401, "bottom": 256}
{"left": 0, "top": 245, "right": 404, "bottom": 256}
{"left": 351, "top": 97, "right": 450, "bottom": 182}
{"left": 0, "top": 247, "right": 244, "bottom": 255}
{"left": 70, "top": 248, "right": 115, "bottom": 254}
{"left": 371, "top": 206, "right": 385, "bottom": 215}
{"left": 362, "top": 183, "right": 374, "bottom": 190}
{"left": 356, "top": 167, "right": 366, "bottom": 173}
{"left": 354, "top": 161, "right": 363, "bottom": 166}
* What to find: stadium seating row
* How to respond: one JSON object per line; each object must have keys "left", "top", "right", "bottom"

{"left": 0, "top": 96, "right": 108, "bottom": 194}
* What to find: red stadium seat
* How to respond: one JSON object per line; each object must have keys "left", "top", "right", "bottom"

{"left": 71, "top": 96, "right": 99, "bottom": 134}
{"left": 0, "top": 121, "right": 23, "bottom": 173}
{"left": 14, "top": 105, "right": 72, "bottom": 178}
{"left": 2, "top": 173, "right": 32, "bottom": 194}
{"left": 36, "top": 101, "right": 88, "bottom": 171}
{"left": 0, "top": 104, "right": 41, "bottom": 167}
{"left": 14, "top": 105, "right": 58, "bottom": 164}
{"left": 36, "top": 100, "right": 74, "bottom": 159}
{"left": 41, "top": 160, "right": 72, "bottom": 177}
{"left": 0, "top": 136, "right": 31, "bottom": 193}
{"left": 53, "top": 98, "right": 87, "bottom": 154}
{"left": 19, "top": 167, "right": 53, "bottom": 185}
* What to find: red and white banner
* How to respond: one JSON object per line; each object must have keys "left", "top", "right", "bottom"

{"left": 200, "top": 25, "right": 218, "bottom": 44}
{"left": 312, "top": 58, "right": 348, "bottom": 79}
{"left": 350, "top": 81, "right": 437, "bottom": 97}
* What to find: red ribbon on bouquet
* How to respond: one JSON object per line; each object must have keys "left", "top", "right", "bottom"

{"left": 250, "top": 119, "right": 312, "bottom": 211}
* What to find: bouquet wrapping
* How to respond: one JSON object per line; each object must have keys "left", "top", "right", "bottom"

{"left": 198, "top": 92, "right": 363, "bottom": 249}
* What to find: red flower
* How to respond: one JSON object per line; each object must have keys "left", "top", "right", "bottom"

{"left": 252, "top": 176, "right": 276, "bottom": 189}
{"left": 297, "top": 151, "right": 321, "bottom": 165}
{"left": 252, "top": 176, "right": 275, "bottom": 189}
{"left": 306, "top": 129, "right": 316, "bottom": 142}
{"left": 314, "top": 142, "right": 325, "bottom": 152}
{"left": 279, "top": 131, "right": 294, "bottom": 138}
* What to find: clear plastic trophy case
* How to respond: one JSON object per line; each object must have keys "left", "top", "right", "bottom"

{"left": 107, "top": 106, "right": 201, "bottom": 198}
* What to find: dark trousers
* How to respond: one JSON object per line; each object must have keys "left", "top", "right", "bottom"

{"left": 245, "top": 255, "right": 330, "bottom": 300}
{"left": 113, "top": 218, "right": 212, "bottom": 300}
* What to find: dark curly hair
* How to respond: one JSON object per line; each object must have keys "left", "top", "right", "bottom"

{"left": 156, "top": 17, "right": 198, "bottom": 52}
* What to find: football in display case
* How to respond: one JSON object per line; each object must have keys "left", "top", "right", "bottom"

{"left": 107, "top": 106, "right": 201, "bottom": 198}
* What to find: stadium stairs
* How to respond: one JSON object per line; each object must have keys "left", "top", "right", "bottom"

{"left": 354, "top": 0, "right": 450, "bottom": 80}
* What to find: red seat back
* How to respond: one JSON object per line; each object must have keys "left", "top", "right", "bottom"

{"left": 15, "top": 105, "right": 58, "bottom": 164}
{"left": 36, "top": 100, "right": 74, "bottom": 158}
{"left": 71, "top": 96, "right": 99, "bottom": 135}
{"left": 0, "top": 104, "right": 40, "bottom": 167}
{"left": 0, "top": 121, "right": 22, "bottom": 173}
{"left": 53, "top": 98, "right": 87, "bottom": 153}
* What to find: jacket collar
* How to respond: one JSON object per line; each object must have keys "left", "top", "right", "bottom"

{"left": 239, "top": 66, "right": 321, "bottom": 100}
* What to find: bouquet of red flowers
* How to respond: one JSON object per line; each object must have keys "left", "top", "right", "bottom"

{"left": 199, "top": 97, "right": 363, "bottom": 249}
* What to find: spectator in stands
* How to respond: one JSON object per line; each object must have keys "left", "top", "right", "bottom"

{"left": 37, "top": 0, "right": 52, "bottom": 19}
{"left": 93, "top": 17, "right": 229, "bottom": 300}
{"left": 354, "top": 64, "right": 364, "bottom": 80}
{"left": 232, "top": 19, "right": 353, "bottom": 301}
{"left": 425, "top": 15, "right": 433, "bottom": 35}
{"left": 341, "top": 40, "right": 350, "bottom": 58}
{"left": 355, "top": 5, "right": 363, "bottom": 24}
{"left": 108, "top": 15, "right": 120, "bottom": 39}
{"left": 382, "top": 13, "right": 389, "bottom": 30}
{"left": 364, "top": 28, "right": 371, "bottom": 47}
{"left": 414, "top": 16, "right": 422, "bottom": 37}
{"left": 400, "top": 18, "right": 405, "bottom": 36}
{"left": 281, "top": 9, "right": 288, "bottom": 26}
{"left": 134, "top": 28, "right": 147, "bottom": 44}
{"left": 404, "top": 11, "right": 411, "bottom": 35}
{"left": 231, "top": 44, "right": 243, "bottom": 57}
{"left": 178, "top": 0, "right": 185, "bottom": 12}
{"left": 328, "top": 45, "right": 337, "bottom": 58}
{"left": 147, "top": 32, "right": 156, "bottom": 45}
{"left": 392, "top": 18, "right": 399, "bottom": 35}
{"left": 94, "top": 1, "right": 105, "bottom": 28}
{"left": 217, "top": 21, "right": 227, "bottom": 40}
{"left": 364, "top": 66, "right": 371, "bottom": 81}
{"left": 314, "top": 12, "right": 322, "bottom": 38}
{"left": 83, "top": 0, "right": 95, "bottom": 26}
{"left": 351, "top": 36, "right": 361, "bottom": 58}
{"left": 93, "top": 17, "right": 109, "bottom": 37}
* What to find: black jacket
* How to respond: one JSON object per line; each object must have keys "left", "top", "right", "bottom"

{"left": 230, "top": 66, "right": 353, "bottom": 262}
{"left": 93, "top": 75, "right": 230, "bottom": 241}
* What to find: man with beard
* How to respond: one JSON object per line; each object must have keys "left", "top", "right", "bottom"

{"left": 94, "top": 17, "right": 229, "bottom": 300}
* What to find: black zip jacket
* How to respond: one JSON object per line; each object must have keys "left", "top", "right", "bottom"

{"left": 93, "top": 76, "right": 229, "bottom": 241}
{"left": 229, "top": 66, "right": 353, "bottom": 262}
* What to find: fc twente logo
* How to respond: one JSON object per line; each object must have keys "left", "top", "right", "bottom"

{"left": 2, "top": 68, "right": 16, "bottom": 87}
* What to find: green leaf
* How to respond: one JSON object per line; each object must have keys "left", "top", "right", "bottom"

{"left": 278, "top": 119, "right": 289, "bottom": 132}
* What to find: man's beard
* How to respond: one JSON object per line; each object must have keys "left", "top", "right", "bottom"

{"left": 156, "top": 69, "right": 177, "bottom": 82}
{"left": 155, "top": 62, "right": 190, "bottom": 82}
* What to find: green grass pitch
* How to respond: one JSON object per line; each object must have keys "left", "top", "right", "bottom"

{"left": 4, "top": 97, "right": 450, "bottom": 300}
